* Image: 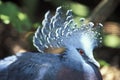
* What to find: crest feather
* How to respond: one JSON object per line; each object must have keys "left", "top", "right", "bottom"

{"left": 33, "top": 7, "right": 103, "bottom": 53}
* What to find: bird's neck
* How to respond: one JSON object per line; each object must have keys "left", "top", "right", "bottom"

{"left": 62, "top": 47, "right": 85, "bottom": 67}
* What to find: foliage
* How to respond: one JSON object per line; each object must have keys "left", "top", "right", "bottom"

{"left": 98, "top": 60, "right": 110, "bottom": 67}
{"left": 0, "top": 1, "right": 32, "bottom": 32}
{"left": 104, "top": 34, "right": 120, "bottom": 48}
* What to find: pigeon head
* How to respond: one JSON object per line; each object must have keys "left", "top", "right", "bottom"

{"left": 33, "top": 6, "right": 103, "bottom": 68}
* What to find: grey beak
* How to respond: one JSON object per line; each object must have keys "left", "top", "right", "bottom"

{"left": 88, "top": 57, "right": 100, "bottom": 68}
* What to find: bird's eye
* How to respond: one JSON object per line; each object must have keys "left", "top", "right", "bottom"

{"left": 77, "top": 49, "right": 84, "bottom": 55}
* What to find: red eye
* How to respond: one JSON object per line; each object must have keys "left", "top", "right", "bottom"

{"left": 79, "top": 49, "right": 84, "bottom": 55}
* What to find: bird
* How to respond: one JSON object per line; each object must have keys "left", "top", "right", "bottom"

{"left": 0, "top": 6, "right": 103, "bottom": 80}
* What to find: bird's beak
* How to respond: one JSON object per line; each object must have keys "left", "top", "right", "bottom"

{"left": 88, "top": 57, "right": 100, "bottom": 68}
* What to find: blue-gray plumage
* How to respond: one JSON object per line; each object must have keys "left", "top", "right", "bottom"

{"left": 0, "top": 7, "right": 103, "bottom": 80}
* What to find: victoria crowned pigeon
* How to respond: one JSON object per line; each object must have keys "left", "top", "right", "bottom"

{"left": 0, "top": 7, "right": 103, "bottom": 80}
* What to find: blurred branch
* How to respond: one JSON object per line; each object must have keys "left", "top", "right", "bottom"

{"left": 88, "top": 0, "right": 120, "bottom": 23}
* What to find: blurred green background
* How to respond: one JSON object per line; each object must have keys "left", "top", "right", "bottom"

{"left": 0, "top": 0, "right": 120, "bottom": 79}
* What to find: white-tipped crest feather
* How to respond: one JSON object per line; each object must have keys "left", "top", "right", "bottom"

{"left": 33, "top": 7, "right": 102, "bottom": 53}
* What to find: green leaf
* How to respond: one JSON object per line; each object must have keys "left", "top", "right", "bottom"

{"left": 0, "top": 2, "right": 32, "bottom": 33}
{"left": 104, "top": 34, "right": 120, "bottom": 48}
{"left": 98, "top": 60, "right": 109, "bottom": 67}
